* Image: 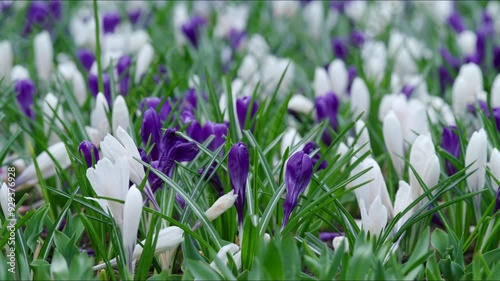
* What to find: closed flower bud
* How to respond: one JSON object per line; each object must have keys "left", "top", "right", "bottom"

{"left": 79, "top": 140, "right": 99, "bottom": 168}
{"left": 332, "top": 236, "right": 349, "bottom": 252}
{"left": 328, "top": 59, "right": 348, "bottom": 98}
{"left": 71, "top": 70, "right": 87, "bottom": 105}
{"left": 288, "top": 94, "right": 314, "bottom": 114}
{"left": 465, "top": 129, "right": 487, "bottom": 208}
{"left": 350, "top": 78, "right": 370, "bottom": 120}
{"left": 76, "top": 49, "right": 95, "bottom": 72}
{"left": 383, "top": 110, "right": 404, "bottom": 177}
{"left": 282, "top": 151, "right": 313, "bottom": 228}
{"left": 43, "top": 93, "right": 63, "bottom": 144}
{"left": 360, "top": 196, "right": 387, "bottom": 237}
{"left": 1, "top": 183, "right": 11, "bottom": 219}
{"left": 229, "top": 142, "right": 249, "bottom": 225}
{"left": 452, "top": 63, "right": 483, "bottom": 116}
{"left": 34, "top": 31, "right": 53, "bottom": 81}
{"left": 457, "top": 30, "right": 477, "bottom": 56}
{"left": 11, "top": 65, "right": 30, "bottom": 82}
{"left": 236, "top": 96, "right": 258, "bottom": 131}
{"left": 181, "top": 16, "right": 207, "bottom": 48}
{"left": 90, "top": 93, "right": 110, "bottom": 142}
{"left": 112, "top": 95, "right": 130, "bottom": 134}
{"left": 0, "top": 40, "right": 13, "bottom": 84}
{"left": 141, "top": 108, "right": 162, "bottom": 159}
{"left": 135, "top": 43, "right": 154, "bottom": 84}
{"left": 316, "top": 92, "right": 340, "bottom": 144}
{"left": 313, "top": 67, "right": 331, "bottom": 97}
{"left": 393, "top": 180, "right": 413, "bottom": 232}
{"left": 122, "top": 185, "right": 143, "bottom": 274}
{"left": 116, "top": 55, "right": 132, "bottom": 96}
{"left": 302, "top": 141, "right": 327, "bottom": 171}
{"left": 490, "top": 148, "right": 500, "bottom": 190}
{"left": 303, "top": 1, "right": 323, "bottom": 40}
{"left": 354, "top": 120, "right": 371, "bottom": 157}
{"left": 205, "top": 190, "right": 238, "bottom": 221}
{"left": 102, "top": 12, "right": 121, "bottom": 34}
{"left": 409, "top": 134, "right": 440, "bottom": 204}
{"left": 491, "top": 74, "right": 500, "bottom": 108}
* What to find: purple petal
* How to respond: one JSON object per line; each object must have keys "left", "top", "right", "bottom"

{"left": 319, "top": 232, "right": 341, "bottom": 242}
{"left": 448, "top": 10, "right": 466, "bottom": 33}
{"left": 202, "top": 122, "right": 228, "bottom": 151}
{"left": 236, "top": 96, "right": 259, "bottom": 131}
{"left": 141, "top": 108, "right": 162, "bottom": 160}
{"left": 495, "top": 188, "right": 500, "bottom": 214}
{"left": 332, "top": 38, "right": 348, "bottom": 60}
{"left": 181, "top": 16, "right": 207, "bottom": 48}
{"left": 78, "top": 140, "right": 99, "bottom": 168}
{"left": 77, "top": 49, "right": 95, "bottom": 72}
{"left": 88, "top": 73, "right": 111, "bottom": 105}
{"left": 102, "top": 12, "right": 121, "bottom": 34}
{"left": 14, "top": 79, "right": 36, "bottom": 119}
{"left": 228, "top": 142, "right": 249, "bottom": 224}
{"left": 116, "top": 55, "right": 132, "bottom": 95}
{"left": 441, "top": 126, "right": 460, "bottom": 175}
{"left": 303, "top": 141, "right": 327, "bottom": 171}
{"left": 228, "top": 28, "right": 247, "bottom": 50}
{"left": 493, "top": 46, "right": 500, "bottom": 70}
{"left": 401, "top": 84, "right": 415, "bottom": 99}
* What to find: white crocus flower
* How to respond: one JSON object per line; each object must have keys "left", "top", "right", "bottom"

{"left": 10, "top": 65, "right": 30, "bottom": 81}
{"left": 93, "top": 226, "right": 185, "bottom": 271}
{"left": 409, "top": 134, "right": 440, "bottom": 205}
{"left": 288, "top": 94, "right": 314, "bottom": 114}
{"left": 86, "top": 157, "right": 129, "bottom": 229}
{"left": 112, "top": 96, "right": 130, "bottom": 134}
{"left": 260, "top": 55, "right": 295, "bottom": 95}
{"left": 465, "top": 129, "right": 487, "bottom": 210}
{"left": 313, "top": 67, "right": 331, "bottom": 98}
{"left": 86, "top": 93, "right": 110, "bottom": 145}
{"left": 354, "top": 120, "right": 371, "bottom": 157}
{"left": 246, "top": 34, "right": 270, "bottom": 62}
{"left": 393, "top": 180, "right": 413, "bottom": 232}
{"left": 360, "top": 196, "right": 387, "bottom": 237}
{"left": 0, "top": 40, "right": 13, "bottom": 84}
{"left": 491, "top": 74, "right": 500, "bottom": 108}
{"left": 34, "top": 31, "right": 53, "bottom": 82}
{"left": 135, "top": 43, "right": 154, "bottom": 84}
{"left": 345, "top": 1, "right": 367, "bottom": 23}
{"left": 457, "top": 30, "right": 477, "bottom": 56}
{"left": 489, "top": 148, "right": 500, "bottom": 191}
{"left": 452, "top": 63, "right": 484, "bottom": 116}
{"left": 17, "top": 142, "right": 71, "bottom": 187}
{"left": 238, "top": 55, "right": 259, "bottom": 86}
{"left": 328, "top": 59, "right": 348, "bottom": 98}
{"left": 383, "top": 110, "right": 405, "bottom": 177}
{"left": 362, "top": 40, "right": 387, "bottom": 85}
{"left": 210, "top": 243, "right": 242, "bottom": 273}
{"left": 272, "top": 1, "right": 299, "bottom": 18}
{"left": 281, "top": 127, "right": 303, "bottom": 156}
{"left": 214, "top": 5, "right": 249, "bottom": 38}
{"left": 123, "top": 185, "right": 143, "bottom": 274}
{"left": 72, "top": 70, "right": 87, "bottom": 106}
{"left": 427, "top": 96, "right": 456, "bottom": 126}
{"left": 303, "top": 1, "right": 324, "bottom": 40}
{"left": 350, "top": 78, "right": 370, "bottom": 120}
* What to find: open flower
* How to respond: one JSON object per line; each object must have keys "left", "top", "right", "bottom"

{"left": 282, "top": 151, "right": 313, "bottom": 229}
{"left": 229, "top": 142, "right": 249, "bottom": 225}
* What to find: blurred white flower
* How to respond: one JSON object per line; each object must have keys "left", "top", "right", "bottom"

{"left": 419, "top": 1, "right": 453, "bottom": 24}
{"left": 350, "top": 78, "right": 370, "bottom": 120}
{"left": 0, "top": 182, "right": 10, "bottom": 219}
{"left": 0, "top": 40, "right": 13, "bottom": 84}
{"left": 303, "top": 1, "right": 324, "bottom": 40}
{"left": 127, "top": 30, "right": 151, "bottom": 54}
{"left": 409, "top": 134, "right": 440, "bottom": 205}
{"left": 360, "top": 195, "right": 387, "bottom": 237}
{"left": 465, "top": 129, "right": 487, "bottom": 207}
{"left": 281, "top": 127, "right": 303, "bottom": 156}
{"left": 135, "top": 43, "right": 154, "bottom": 84}
{"left": 328, "top": 59, "right": 348, "bottom": 98}
{"left": 452, "top": 63, "right": 483, "bottom": 116}
{"left": 272, "top": 1, "right": 299, "bottom": 18}
{"left": 72, "top": 70, "right": 87, "bottom": 106}
{"left": 11, "top": 65, "right": 30, "bottom": 81}
{"left": 43, "top": 93, "right": 64, "bottom": 145}
{"left": 332, "top": 236, "right": 349, "bottom": 252}
{"left": 246, "top": 34, "right": 270, "bottom": 62}
{"left": 261, "top": 55, "right": 294, "bottom": 95}
{"left": 491, "top": 74, "right": 500, "bottom": 108}
{"left": 86, "top": 93, "right": 110, "bottom": 145}
{"left": 313, "top": 67, "right": 331, "bottom": 98}
{"left": 362, "top": 41, "right": 387, "bottom": 84}
{"left": 288, "top": 94, "right": 314, "bottom": 114}
{"left": 238, "top": 55, "right": 260, "bottom": 86}
{"left": 123, "top": 185, "right": 143, "bottom": 273}
{"left": 427, "top": 96, "right": 455, "bottom": 126}
{"left": 457, "top": 30, "right": 477, "bottom": 56}
{"left": 112, "top": 96, "right": 130, "bottom": 134}
{"left": 345, "top": 1, "right": 367, "bottom": 23}
{"left": 489, "top": 148, "right": 500, "bottom": 191}
{"left": 34, "top": 31, "right": 54, "bottom": 82}
{"left": 383, "top": 110, "right": 404, "bottom": 177}
{"left": 214, "top": 4, "right": 249, "bottom": 38}
{"left": 354, "top": 120, "right": 371, "bottom": 157}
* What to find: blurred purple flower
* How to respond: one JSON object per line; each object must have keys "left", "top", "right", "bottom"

{"left": 181, "top": 16, "right": 207, "bottom": 48}
{"left": 88, "top": 73, "right": 111, "bottom": 105}
{"left": 493, "top": 46, "right": 500, "bottom": 70}
{"left": 76, "top": 49, "right": 95, "bottom": 72}
{"left": 236, "top": 96, "right": 258, "bottom": 131}
{"left": 176, "top": 193, "right": 186, "bottom": 209}
{"left": 448, "top": 10, "right": 466, "bottom": 33}
{"left": 282, "top": 151, "right": 313, "bottom": 229}
{"left": 228, "top": 28, "right": 247, "bottom": 50}
{"left": 14, "top": 79, "right": 36, "bottom": 119}
{"left": 495, "top": 188, "right": 500, "bottom": 214}
{"left": 438, "top": 66, "right": 454, "bottom": 94}
{"left": 102, "top": 12, "right": 121, "bottom": 33}
{"left": 401, "top": 84, "right": 415, "bottom": 99}
{"left": 78, "top": 140, "right": 99, "bottom": 168}
{"left": 350, "top": 30, "right": 366, "bottom": 47}
{"left": 346, "top": 65, "right": 357, "bottom": 95}
{"left": 441, "top": 126, "right": 460, "bottom": 175}
{"left": 202, "top": 122, "right": 228, "bottom": 151}
{"left": 303, "top": 141, "right": 327, "bottom": 171}
{"left": 228, "top": 142, "right": 249, "bottom": 225}
{"left": 332, "top": 38, "right": 348, "bottom": 60}
{"left": 139, "top": 97, "right": 172, "bottom": 122}
{"left": 330, "top": 1, "right": 346, "bottom": 12}
{"left": 23, "top": 0, "right": 61, "bottom": 35}
{"left": 440, "top": 47, "right": 462, "bottom": 70}
{"left": 180, "top": 109, "right": 203, "bottom": 143}
{"left": 116, "top": 55, "right": 132, "bottom": 96}
{"left": 315, "top": 92, "right": 339, "bottom": 144}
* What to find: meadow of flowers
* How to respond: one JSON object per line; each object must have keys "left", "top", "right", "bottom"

{"left": 1, "top": 0, "right": 500, "bottom": 280}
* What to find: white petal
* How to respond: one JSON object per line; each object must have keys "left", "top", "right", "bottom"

{"left": 491, "top": 74, "right": 500, "bottom": 108}
{"left": 34, "top": 31, "right": 53, "bottom": 81}
{"left": 288, "top": 94, "right": 314, "bottom": 114}
{"left": 0, "top": 40, "right": 13, "bottom": 83}
{"left": 134, "top": 43, "right": 154, "bottom": 84}
{"left": 112, "top": 96, "right": 130, "bottom": 134}
{"left": 328, "top": 59, "right": 348, "bottom": 97}
{"left": 383, "top": 110, "right": 404, "bottom": 177}
{"left": 350, "top": 78, "right": 370, "bottom": 120}
{"left": 490, "top": 148, "right": 500, "bottom": 190}
{"left": 91, "top": 93, "right": 110, "bottom": 140}
{"left": 123, "top": 185, "right": 143, "bottom": 271}
{"left": 205, "top": 190, "right": 237, "bottom": 221}
{"left": 313, "top": 67, "right": 331, "bottom": 97}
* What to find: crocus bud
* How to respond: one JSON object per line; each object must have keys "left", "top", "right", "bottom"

{"left": 452, "top": 63, "right": 483, "bottom": 115}
{"left": 282, "top": 151, "right": 313, "bottom": 229}
{"left": 393, "top": 180, "right": 413, "bottom": 232}
{"left": 34, "top": 30, "right": 53, "bottom": 81}
{"left": 383, "top": 110, "right": 404, "bottom": 177}
{"left": 79, "top": 140, "right": 99, "bottom": 168}
{"left": 465, "top": 129, "right": 487, "bottom": 208}
{"left": 135, "top": 43, "right": 154, "bottom": 84}
{"left": 328, "top": 59, "right": 348, "bottom": 97}
{"left": 0, "top": 40, "right": 13, "bottom": 84}
{"left": 122, "top": 185, "right": 143, "bottom": 274}
{"left": 316, "top": 92, "right": 339, "bottom": 144}
{"left": 302, "top": 141, "right": 327, "bottom": 171}
{"left": 313, "top": 67, "right": 331, "bottom": 97}
{"left": 102, "top": 12, "right": 121, "bottom": 34}
{"left": 229, "top": 142, "right": 249, "bottom": 225}
{"left": 441, "top": 126, "right": 460, "bottom": 175}
{"left": 350, "top": 78, "right": 370, "bottom": 120}
{"left": 76, "top": 49, "right": 95, "bottom": 72}
{"left": 359, "top": 196, "right": 387, "bottom": 237}
{"left": 303, "top": 1, "right": 323, "bottom": 40}
{"left": 288, "top": 94, "right": 314, "bottom": 114}
{"left": 448, "top": 10, "right": 466, "bottom": 33}
{"left": 71, "top": 70, "right": 87, "bottom": 105}
{"left": 202, "top": 122, "right": 228, "bottom": 151}
{"left": 409, "top": 134, "right": 440, "bottom": 204}
{"left": 457, "top": 30, "right": 477, "bottom": 56}
{"left": 236, "top": 96, "right": 258, "bottom": 131}
{"left": 17, "top": 142, "right": 71, "bottom": 187}
{"left": 332, "top": 38, "right": 348, "bottom": 61}
{"left": 354, "top": 120, "right": 371, "bottom": 157}
{"left": 112, "top": 95, "right": 130, "bottom": 134}
{"left": 272, "top": 1, "right": 299, "bottom": 18}
{"left": 116, "top": 55, "right": 132, "bottom": 96}
{"left": 205, "top": 190, "right": 238, "bottom": 221}
{"left": 490, "top": 148, "right": 500, "bottom": 190}
{"left": 1, "top": 182, "right": 11, "bottom": 219}
{"left": 14, "top": 79, "right": 36, "bottom": 119}
{"left": 141, "top": 108, "right": 162, "bottom": 159}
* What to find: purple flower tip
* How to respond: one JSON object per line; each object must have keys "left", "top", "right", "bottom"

{"left": 347, "top": 65, "right": 357, "bottom": 95}
{"left": 88, "top": 73, "right": 111, "bottom": 105}
{"left": 229, "top": 142, "right": 250, "bottom": 225}
{"left": 332, "top": 38, "right": 348, "bottom": 60}
{"left": 282, "top": 151, "right": 313, "bottom": 229}
{"left": 14, "top": 79, "right": 36, "bottom": 119}
{"left": 77, "top": 49, "right": 95, "bottom": 72}
{"left": 139, "top": 97, "right": 172, "bottom": 122}
{"left": 181, "top": 16, "right": 207, "bottom": 48}
{"left": 141, "top": 108, "right": 162, "bottom": 159}
{"left": 116, "top": 55, "right": 132, "bottom": 96}
{"left": 448, "top": 10, "right": 466, "bottom": 34}
{"left": 315, "top": 92, "right": 339, "bottom": 144}
{"left": 401, "top": 84, "right": 415, "bottom": 99}
{"left": 78, "top": 140, "right": 99, "bottom": 168}
{"left": 303, "top": 141, "right": 327, "bottom": 171}
{"left": 228, "top": 28, "right": 247, "bottom": 50}
{"left": 102, "top": 12, "right": 121, "bottom": 33}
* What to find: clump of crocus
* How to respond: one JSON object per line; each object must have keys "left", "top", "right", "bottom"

{"left": 228, "top": 142, "right": 249, "bottom": 225}
{"left": 78, "top": 140, "right": 99, "bottom": 168}
{"left": 282, "top": 151, "right": 313, "bottom": 229}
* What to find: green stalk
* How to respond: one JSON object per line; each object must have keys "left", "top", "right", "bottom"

{"left": 93, "top": 0, "right": 104, "bottom": 94}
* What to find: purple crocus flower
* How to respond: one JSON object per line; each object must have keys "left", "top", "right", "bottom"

{"left": 448, "top": 10, "right": 466, "bottom": 33}
{"left": 438, "top": 66, "right": 454, "bottom": 94}
{"left": 332, "top": 38, "right": 348, "bottom": 60}
{"left": 401, "top": 84, "right": 415, "bottom": 99}
{"left": 88, "top": 73, "right": 111, "bottom": 105}
{"left": 47, "top": 0, "right": 61, "bottom": 20}
{"left": 346, "top": 65, "right": 357, "bottom": 95}
{"left": 14, "top": 79, "right": 36, "bottom": 119}
{"left": 441, "top": 126, "right": 460, "bottom": 175}
{"left": 350, "top": 30, "right": 366, "bottom": 47}
{"left": 78, "top": 140, "right": 99, "bottom": 168}
{"left": 202, "top": 122, "right": 228, "bottom": 151}
{"left": 282, "top": 151, "right": 313, "bottom": 229}
{"left": 180, "top": 109, "right": 203, "bottom": 143}
{"left": 228, "top": 28, "right": 247, "bottom": 50}
{"left": 141, "top": 108, "right": 162, "bottom": 160}
{"left": 315, "top": 92, "right": 340, "bottom": 144}
{"left": 198, "top": 165, "right": 225, "bottom": 197}
{"left": 23, "top": 0, "right": 61, "bottom": 35}
{"left": 140, "top": 97, "right": 172, "bottom": 122}
{"left": 116, "top": 55, "right": 132, "bottom": 96}
{"left": 319, "top": 232, "right": 342, "bottom": 242}
{"left": 440, "top": 47, "right": 462, "bottom": 70}
{"left": 181, "top": 16, "right": 207, "bottom": 48}
{"left": 102, "top": 12, "right": 121, "bottom": 33}
{"left": 228, "top": 142, "right": 249, "bottom": 225}
{"left": 330, "top": 1, "right": 346, "bottom": 12}
{"left": 236, "top": 96, "right": 258, "bottom": 131}
{"left": 482, "top": 11, "right": 495, "bottom": 36}
{"left": 128, "top": 9, "right": 142, "bottom": 25}
{"left": 76, "top": 49, "right": 95, "bottom": 72}
{"left": 302, "top": 141, "right": 327, "bottom": 171}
